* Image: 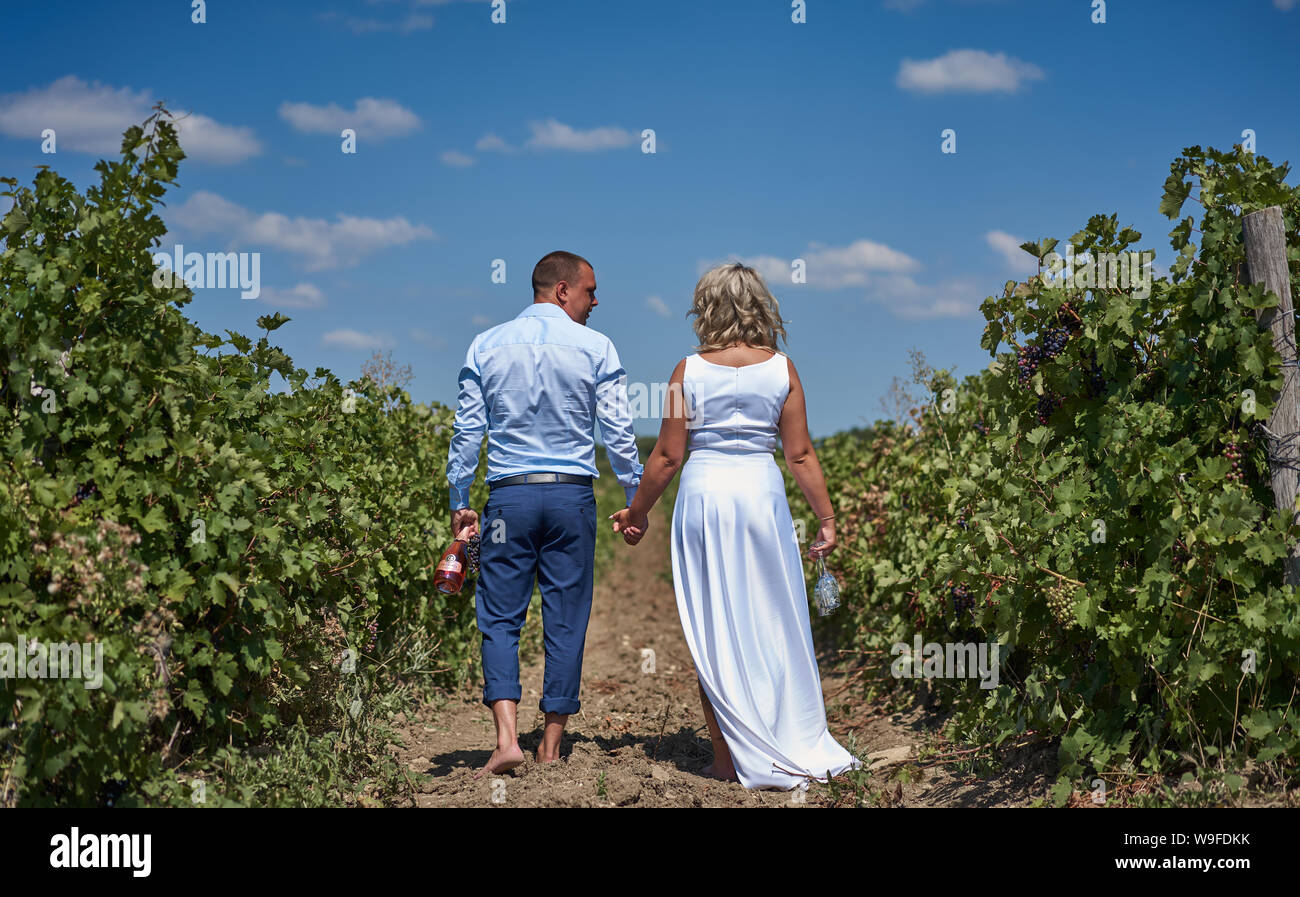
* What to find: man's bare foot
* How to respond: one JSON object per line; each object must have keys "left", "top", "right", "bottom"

{"left": 535, "top": 711, "right": 568, "bottom": 765}
{"left": 700, "top": 763, "right": 739, "bottom": 782}
{"left": 475, "top": 743, "right": 525, "bottom": 778}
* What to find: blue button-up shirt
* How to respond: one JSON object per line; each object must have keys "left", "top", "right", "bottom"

{"left": 447, "top": 302, "right": 644, "bottom": 509}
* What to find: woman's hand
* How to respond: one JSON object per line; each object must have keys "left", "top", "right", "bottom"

{"left": 609, "top": 507, "right": 650, "bottom": 546}
{"left": 808, "top": 518, "right": 836, "bottom": 559}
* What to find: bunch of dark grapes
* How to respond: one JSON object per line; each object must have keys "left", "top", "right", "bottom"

{"left": 1036, "top": 391, "right": 1062, "bottom": 424}
{"left": 366, "top": 619, "right": 378, "bottom": 651}
{"left": 68, "top": 480, "right": 97, "bottom": 508}
{"left": 1055, "top": 301, "right": 1079, "bottom": 328}
{"left": 975, "top": 421, "right": 990, "bottom": 436}
{"left": 954, "top": 512, "right": 968, "bottom": 530}
{"left": 100, "top": 778, "right": 130, "bottom": 808}
{"left": 1172, "top": 538, "right": 1190, "bottom": 570}
{"left": 1016, "top": 345, "right": 1044, "bottom": 387}
{"left": 1224, "top": 439, "right": 1244, "bottom": 484}
{"left": 466, "top": 533, "right": 481, "bottom": 574}
{"left": 1042, "top": 326, "right": 1071, "bottom": 358}
{"left": 949, "top": 581, "right": 975, "bottom": 619}
{"left": 1046, "top": 581, "right": 1076, "bottom": 627}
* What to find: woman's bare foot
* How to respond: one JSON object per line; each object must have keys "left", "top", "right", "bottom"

{"left": 475, "top": 743, "right": 525, "bottom": 778}
{"left": 700, "top": 762, "right": 739, "bottom": 782}
{"left": 695, "top": 683, "right": 739, "bottom": 782}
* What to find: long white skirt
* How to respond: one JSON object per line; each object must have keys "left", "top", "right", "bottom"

{"left": 670, "top": 449, "right": 861, "bottom": 790}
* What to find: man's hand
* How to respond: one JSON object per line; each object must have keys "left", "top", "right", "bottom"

{"left": 609, "top": 507, "right": 649, "bottom": 546}
{"left": 452, "top": 508, "right": 479, "bottom": 541}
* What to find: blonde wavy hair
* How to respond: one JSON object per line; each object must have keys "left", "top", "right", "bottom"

{"left": 688, "top": 262, "right": 789, "bottom": 352}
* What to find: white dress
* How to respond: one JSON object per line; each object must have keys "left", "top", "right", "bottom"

{"left": 670, "top": 352, "right": 861, "bottom": 789}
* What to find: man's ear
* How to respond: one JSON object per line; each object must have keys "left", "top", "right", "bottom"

{"left": 553, "top": 280, "right": 569, "bottom": 305}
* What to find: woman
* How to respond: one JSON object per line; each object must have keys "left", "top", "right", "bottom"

{"left": 610, "top": 263, "right": 860, "bottom": 789}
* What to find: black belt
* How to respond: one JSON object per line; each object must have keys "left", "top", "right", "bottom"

{"left": 490, "top": 473, "right": 593, "bottom": 489}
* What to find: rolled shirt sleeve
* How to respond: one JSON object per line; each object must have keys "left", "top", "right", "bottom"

{"left": 447, "top": 340, "right": 487, "bottom": 510}
{"left": 594, "top": 338, "right": 644, "bottom": 505}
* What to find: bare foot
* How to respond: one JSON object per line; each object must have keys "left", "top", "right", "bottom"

{"left": 475, "top": 743, "right": 525, "bottom": 778}
{"left": 700, "top": 763, "right": 739, "bottom": 782}
{"left": 534, "top": 748, "right": 562, "bottom": 765}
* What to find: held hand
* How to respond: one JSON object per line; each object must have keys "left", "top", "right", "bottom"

{"left": 452, "top": 508, "right": 479, "bottom": 541}
{"left": 809, "top": 518, "right": 836, "bottom": 560}
{"left": 609, "top": 507, "right": 649, "bottom": 546}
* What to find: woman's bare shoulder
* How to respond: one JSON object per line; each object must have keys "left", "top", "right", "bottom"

{"left": 698, "top": 344, "right": 780, "bottom": 366}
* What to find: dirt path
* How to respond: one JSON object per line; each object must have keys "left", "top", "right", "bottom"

{"left": 392, "top": 514, "right": 1054, "bottom": 807}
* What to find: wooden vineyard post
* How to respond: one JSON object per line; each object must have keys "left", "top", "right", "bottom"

{"left": 1242, "top": 205, "right": 1300, "bottom": 586}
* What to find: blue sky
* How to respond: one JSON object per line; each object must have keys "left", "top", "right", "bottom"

{"left": 2, "top": 0, "right": 1298, "bottom": 437}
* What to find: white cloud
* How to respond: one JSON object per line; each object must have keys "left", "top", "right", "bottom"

{"left": 168, "top": 190, "right": 436, "bottom": 271}
{"left": 322, "top": 329, "right": 395, "bottom": 350}
{"left": 801, "top": 240, "right": 920, "bottom": 285}
{"left": 439, "top": 149, "right": 476, "bottom": 167}
{"left": 279, "top": 97, "right": 420, "bottom": 141}
{"left": 704, "top": 239, "right": 920, "bottom": 290}
{"left": 171, "top": 114, "right": 262, "bottom": 164}
{"left": 321, "top": 10, "right": 434, "bottom": 33}
{"left": 411, "top": 328, "right": 448, "bottom": 349}
{"left": 470, "top": 313, "right": 494, "bottom": 327}
{"left": 0, "top": 75, "right": 261, "bottom": 163}
{"left": 525, "top": 119, "right": 635, "bottom": 152}
{"left": 864, "top": 274, "right": 979, "bottom": 319}
{"left": 986, "top": 230, "right": 1037, "bottom": 273}
{"left": 731, "top": 256, "right": 794, "bottom": 287}
{"left": 475, "top": 133, "right": 514, "bottom": 153}
{"left": 705, "top": 238, "right": 973, "bottom": 319}
{"left": 258, "top": 283, "right": 326, "bottom": 309}
{"left": 473, "top": 122, "right": 634, "bottom": 155}
{"left": 646, "top": 295, "right": 673, "bottom": 318}
{"left": 1274, "top": 0, "right": 1296, "bottom": 10}
{"left": 897, "top": 49, "right": 1045, "bottom": 94}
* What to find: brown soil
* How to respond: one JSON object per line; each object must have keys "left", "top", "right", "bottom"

{"left": 392, "top": 514, "right": 1055, "bottom": 807}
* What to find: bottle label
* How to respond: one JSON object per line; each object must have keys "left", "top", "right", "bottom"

{"left": 437, "top": 555, "right": 463, "bottom": 575}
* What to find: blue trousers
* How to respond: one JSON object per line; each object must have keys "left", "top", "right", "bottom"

{"left": 476, "top": 482, "right": 596, "bottom": 714}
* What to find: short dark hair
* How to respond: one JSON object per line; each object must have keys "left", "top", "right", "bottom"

{"left": 532, "top": 251, "right": 592, "bottom": 296}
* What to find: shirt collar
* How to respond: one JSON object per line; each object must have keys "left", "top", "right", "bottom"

{"left": 517, "top": 302, "right": 572, "bottom": 321}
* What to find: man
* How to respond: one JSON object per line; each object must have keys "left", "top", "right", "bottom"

{"left": 447, "top": 250, "right": 644, "bottom": 777}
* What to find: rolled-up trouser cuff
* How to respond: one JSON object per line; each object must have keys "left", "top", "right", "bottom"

{"left": 482, "top": 686, "right": 522, "bottom": 707}
{"left": 540, "top": 697, "right": 580, "bottom": 715}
